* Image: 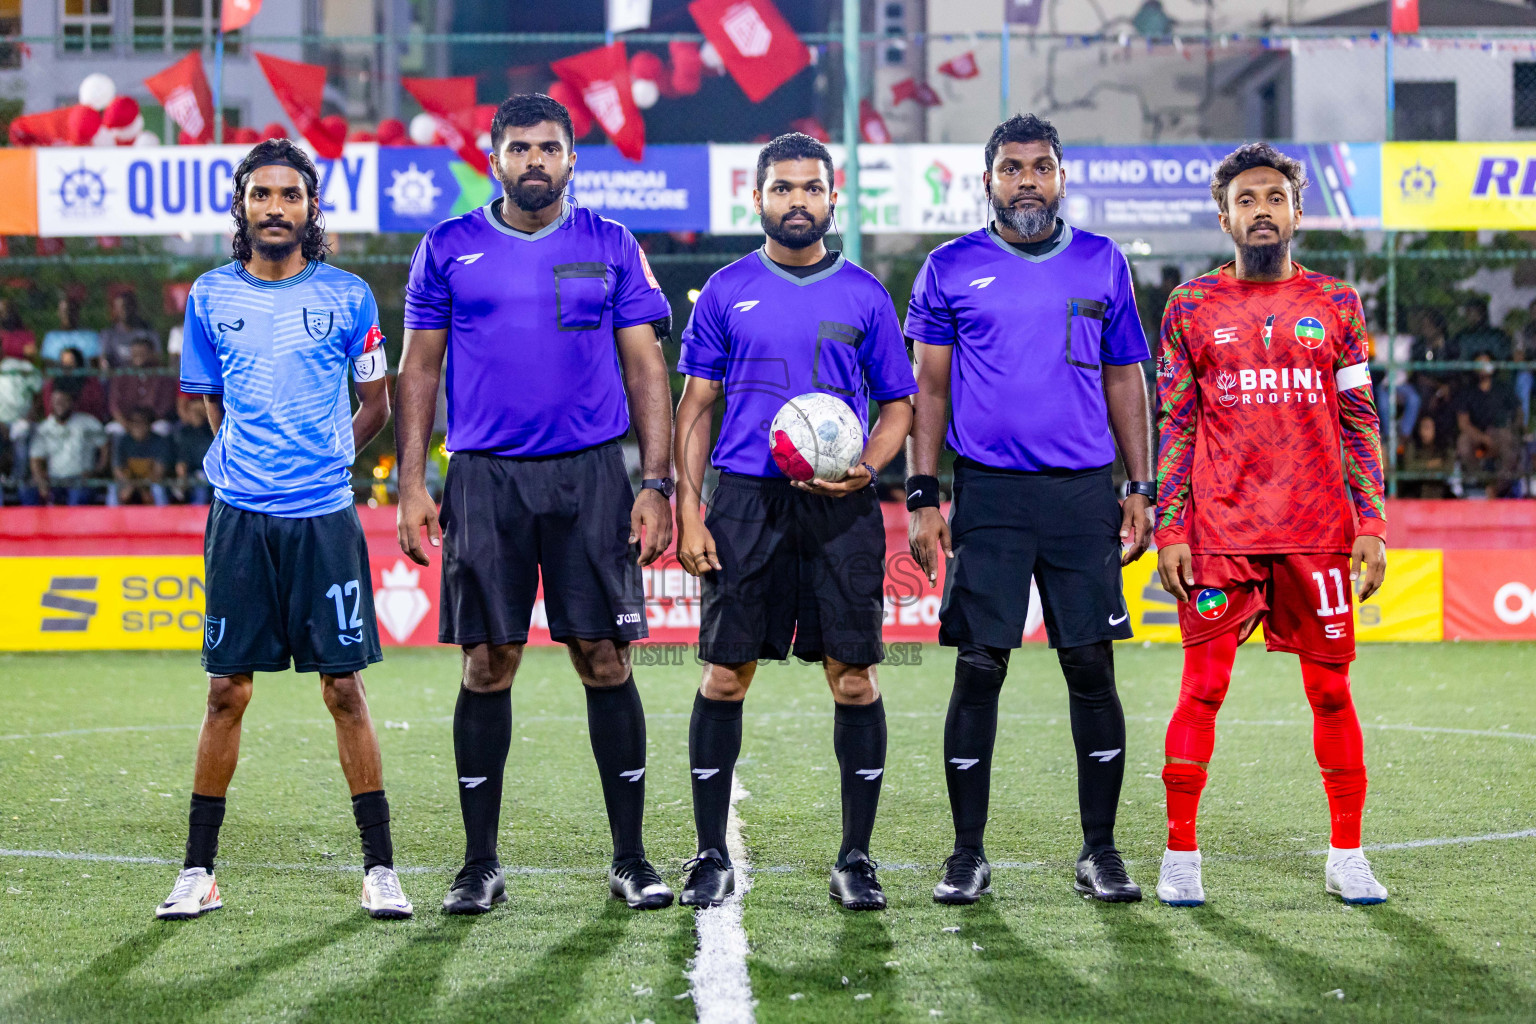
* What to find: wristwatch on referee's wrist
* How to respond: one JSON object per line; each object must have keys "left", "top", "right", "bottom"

{"left": 641, "top": 477, "right": 675, "bottom": 499}
{"left": 1123, "top": 480, "right": 1156, "bottom": 500}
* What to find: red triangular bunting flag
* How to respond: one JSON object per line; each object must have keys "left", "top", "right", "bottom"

{"left": 402, "top": 77, "right": 488, "bottom": 174}
{"left": 938, "top": 51, "right": 979, "bottom": 79}
{"left": 688, "top": 0, "right": 809, "bottom": 103}
{"left": 551, "top": 42, "right": 646, "bottom": 161}
{"left": 255, "top": 52, "right": 343, "bottom": 158}
{"left": 144, "top": 52, "right": 215, "bottom": 144}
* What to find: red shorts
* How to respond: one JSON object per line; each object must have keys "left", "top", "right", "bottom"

{"left": 1177, "top": 552, "right": 1355, "bottom": 662}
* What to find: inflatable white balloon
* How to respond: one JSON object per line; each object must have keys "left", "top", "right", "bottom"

{"left": 475, "top": 131, "right": 492, "bottom": 151}
{"left": 78, "top": 73, "right": 116, "bottom": 111}
{"left": 133, "top": 131, "right": 160, "bottom": 147}
{"left": 408, "top": 112, "right": 438, "bottom": 146}
{"left": 631, "top": 78, "right": 659, "bottom": 110}
{"left": 700, "top": 41, "right": 725, "bottom": 73}
{"left": 90, "top": 125, "right": 115, "bottom": 146}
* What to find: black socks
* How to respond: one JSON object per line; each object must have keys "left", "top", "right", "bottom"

{"left": 584, "top": 675, "right": 649, "bottom": 863}
{"left": 453, "top": 685, "right": 512, "bottom": 864}
{"left": 1059, "top": 641, "right": 1126, "bottom": 853}
{"left": 351, "top": 790, "right": 394, "bottom": 871}
{"left": 183, "top": 793, "right": 226, "bottom": 871}
{"left": 833, "top": 697, "right": 887, "bottom": 865}
{"left": 943, "top": 645, "right": 1009, "bottom": 853}
{"left": 688, "top": 692, "right": 743, "bottom": 862}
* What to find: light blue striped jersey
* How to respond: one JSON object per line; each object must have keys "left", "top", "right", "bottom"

{"left": 179, "top": 261, "right": 385, "bottom": 517}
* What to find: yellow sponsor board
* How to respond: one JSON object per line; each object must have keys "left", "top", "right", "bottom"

{"left": 1116, "top": 548, "right": 1443, "bottom": 644}
{"left": 1382, "top": 142, "right": 1536, "bottom": 231}
{"left": 0, "top": 556, "right": 206, "bottom": 651}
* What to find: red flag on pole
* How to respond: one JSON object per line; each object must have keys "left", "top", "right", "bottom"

{"left": 255, "top": 52, "right": 343, "bottom": 158}
{"left": 858, "top": 99, "right": 890, "bottom": 144}
{"left": 551, "top": 42, "right": 646, "bottom": 161}
{"left": 937, "top": 51, "right": 980, "bottom": 79}
{"left": 7, "top": 106, "right": 73, "bottom": 146}
{"left": 402, "top": 76, "right": 488, "bottom": 174}
{"left": 688, "top": 0, "right": 809, "bottom": 103}
{"left": 144, "top": 52, "right": 216, "bottom": 144}
{"left": 890, "top": 77, "right": 942, "bottom": 107}
{"left": 221, "top": 0, "right": 262, "bottom": 32}
{"left": 1390, "top": 0, "right": 1419, "bottom": 34}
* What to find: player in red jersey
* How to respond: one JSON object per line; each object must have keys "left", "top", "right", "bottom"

{"left": 1152, "top": 142, "right": 1389, "bottom": 907}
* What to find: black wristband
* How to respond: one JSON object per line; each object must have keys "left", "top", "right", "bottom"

{"left": 905, "top": 474, "right": 941, "bottom": 511}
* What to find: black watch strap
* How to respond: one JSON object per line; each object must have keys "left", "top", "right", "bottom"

{"left": 641, "top": 477, "right": 675, "bottom": 498}
{"left": 1124, "top": 480, "right": 1156, "bottom": 500}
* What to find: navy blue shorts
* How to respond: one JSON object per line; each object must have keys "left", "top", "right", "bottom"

{"left": 202, "top": 500, "right": 383, "bottom": 676}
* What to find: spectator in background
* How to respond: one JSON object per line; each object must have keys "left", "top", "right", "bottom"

{"left": 40, "top": 295, "right": 100, "bottom": 365}
{"left": 42, "top": 345, "right": 110, "bottom": 423}
{"left": 1410, "top": 309, "right": 1458, "bottom": 441}
{"left": 107, "top": 337, "right": 177, "bottom": 432}
{"left": 24, "top": 388, "right": 107, "bottom": 505}
{"left": 1400, "top": 415, "right": 1450, "bottom": 499}
{"left": 0, "top": 351, "right": 40, "bottom": 490}
{"left": 99, "top": 291, "right": 160, "bottom": 369}
{"left": 1450, "top": 296, "right": 1511, "bottom": 362}
{"left": 1454, "top": 352, "right": 1523, "bottom": 497}
{"left": 111, "top": 406, "right": 171, "bottom": 506}
{"left": 0, "top": 297, "right": 37, "bottom": 360}
{"left": 171, "top": 396, "right": 213, "bottom": 504}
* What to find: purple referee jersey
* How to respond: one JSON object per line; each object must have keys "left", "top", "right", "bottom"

{"left": 679, "top": 249, "right": 918, "bottom": 478}
{"left": 405, "top": 201, "right": 671, "bottom": 457}
{"left": 904, "top": 224, "right": 1149, "bottom": 472}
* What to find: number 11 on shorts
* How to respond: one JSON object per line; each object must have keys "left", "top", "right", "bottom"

{"left": 1312, "top": 569, "right": 1349, "bottom": 617}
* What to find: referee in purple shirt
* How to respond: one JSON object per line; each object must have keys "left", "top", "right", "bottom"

{"left": 905, "top": 115, "right": 1156, "bottom": 906}
{"left": 394, "top": 94, "right": 677, "bottom": 914}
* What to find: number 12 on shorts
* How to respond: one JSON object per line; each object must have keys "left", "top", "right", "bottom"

{"left": 1312, "top": 569, "right": 1349, "bottom": 618}
{"left": 326, "top": 580, "right": 364, "bottom": 630}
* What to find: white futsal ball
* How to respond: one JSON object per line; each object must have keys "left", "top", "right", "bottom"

{"left": 769, "top": 392, "right": 864, "bottom": 482}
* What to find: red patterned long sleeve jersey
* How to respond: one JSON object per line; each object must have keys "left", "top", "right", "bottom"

{"left": 1154, "top": 263, "right": 1386, "bottom": 554}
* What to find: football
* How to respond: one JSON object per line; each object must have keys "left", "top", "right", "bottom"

{"left": 769, "top": 392, "right": 865, "bottom": 482}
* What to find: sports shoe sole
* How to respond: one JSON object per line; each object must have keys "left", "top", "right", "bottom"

{"left": 1326, "top": 883, "right": 1386, "bottom": 905}
{"left": 831, "top": 892, "right": 887, "bottom": 911}
{"left": 1157, "top": 896, "right": 1205, "bottom": 907}
{"left": 155, "top": 899, "right": 222, "bottom": 920}
{"left": 442, "top": 890, "right": 507, "bottom": 915}
{"left": 363, "top": 902, "right": 414, "bottom": 920}
{"left": 1074, "top": 881, "right": 1143, "bottom": 903}
{"left": 612, "top": 890, "right": 675, "bottom": 910}
{"left": 932, "top": 887, "right": 991, "bottom": 905}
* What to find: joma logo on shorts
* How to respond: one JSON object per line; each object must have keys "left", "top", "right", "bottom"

{"left": 615, "top": 613, "right": 641, "bottom": 625}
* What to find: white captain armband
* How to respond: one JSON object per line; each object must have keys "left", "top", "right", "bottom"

{"left": 352, "top": 348, "right": 387, "bottom": 383}
{"left": 1335, "top": 362, "right": 1371, "bottom": 392}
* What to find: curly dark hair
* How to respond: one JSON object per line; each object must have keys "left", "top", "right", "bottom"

{"left": 984, "top": 113, "right": 1061, "bottom": 172}
{"left": 1210, "top": 142, "right": 1308, "bottom": 214}
{"left": 230, "top": 139, "right": 330, "bottom": 264}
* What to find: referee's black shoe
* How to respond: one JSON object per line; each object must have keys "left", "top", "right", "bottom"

{"left": 442, "top": 860, "right": 506, "bottom": 914}
{"left": 610, "top": 857, "right": 675, "bottom": 910}
{"left": 1074, "top": 847, "right": 1143, "bottom": 903}
{"left": 933, "top": 848, "right": 991, "bottom": 905}
{"left": 830, "top": 850, "right": 886, "bottom": 911}
{"left": 679, "top": 850, "right": 735, "bottom": 908}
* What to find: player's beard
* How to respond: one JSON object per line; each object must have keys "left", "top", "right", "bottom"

{"left": 762, "top": 206, "right": 831, "bottom": 250}
{"left": 248, "top": 216, "right": 303, "bottom": 263}
{"left": 1236, "top": 222, "right": 1292, "bottom": 278}
{"left": 992, "top": 187, "right": 1061, "bottom": 240}
{"left": 502, "top": 164, "right": 572, "bottom": 213}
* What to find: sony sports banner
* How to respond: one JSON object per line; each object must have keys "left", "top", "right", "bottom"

{"left": 1383, "top": 141, "right": 1536, "bottom": 230}
{"left": 378, "top": 144, "right": 710, "bottom": 234}
{"left": 34, "top": 143, "right": 379, "bottom": 237}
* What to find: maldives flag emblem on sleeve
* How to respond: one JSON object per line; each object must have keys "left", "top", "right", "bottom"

{"left": 1195, "top": 588, "right": 1229, "bottom": 621}
{"left": 689, "top": 0, "right": 810, "bottom": 103}
{"left": 363, "top": 324, "right": 384, "bottom": 352}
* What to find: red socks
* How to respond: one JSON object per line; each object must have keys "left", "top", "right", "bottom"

{"left": 1161, "top": 632, "right": 1238, "bottom": 850}
{"left": 1301, "top": 658, "right": 1368, "bottom": 848}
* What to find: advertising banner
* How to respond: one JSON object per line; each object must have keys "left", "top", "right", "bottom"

{"left": 35, "top": 143, "right": 379, "bottom": 237}
{"left": 1444, "top": 549, "right": 1536, "bottom": 641}
{"left": 378, "top": 144, "right": 710, "bottom": 235}
{"left": 709, "top": 143, "right": 904, "bottom": 234}
{"left": 1382, "top": 142, "right": 1536, "bottom": 231}
{"left": 0, "top": 556, "right": 207, "bottom": 651}
{"left": 0, "top": 149, "right": 39, "bottom": 236}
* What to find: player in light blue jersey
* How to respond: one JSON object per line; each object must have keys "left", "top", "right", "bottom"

{"left": 157, "top": 140, "right": 411, "bottom": 922}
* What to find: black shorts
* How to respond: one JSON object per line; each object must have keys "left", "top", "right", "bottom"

{"left": 439, "top": 444, "right": 646, "bottom": 646}
{"left": 939, "top": 459, "right": 1132, "bottom": 650}
{"left": 698, "top": 472, "right": 886, "bottom": 666}
{"left": 202, "top": 499, "right": 383, "bottom": 676}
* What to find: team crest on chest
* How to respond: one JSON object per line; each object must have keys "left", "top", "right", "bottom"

{"left": 1294, "top": 316, "right": 1326, "bottom": 350}
{"left": 304, "top": 308, "right": 335, "bottom": 341}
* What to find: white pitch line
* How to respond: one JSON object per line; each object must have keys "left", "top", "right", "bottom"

{"left": 686, "top": 772, "right": 756, "bottom": 1024}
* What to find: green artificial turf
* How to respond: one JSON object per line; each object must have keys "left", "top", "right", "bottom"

{"left": 0, "top": 644, "right": 1532, "bottom": 1023}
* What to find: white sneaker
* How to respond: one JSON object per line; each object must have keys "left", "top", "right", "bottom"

{"left": 1325, "top": 848, "right": 1388, "bottom": 905}
{"left": 156, "top": 867, "right": 222, "bottom": 920}
{"left": 361, "top": 865, "right": 414, "bottom": 919}
{"left": 1156, "top": 848, "right": 1205, "bottom": 907}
